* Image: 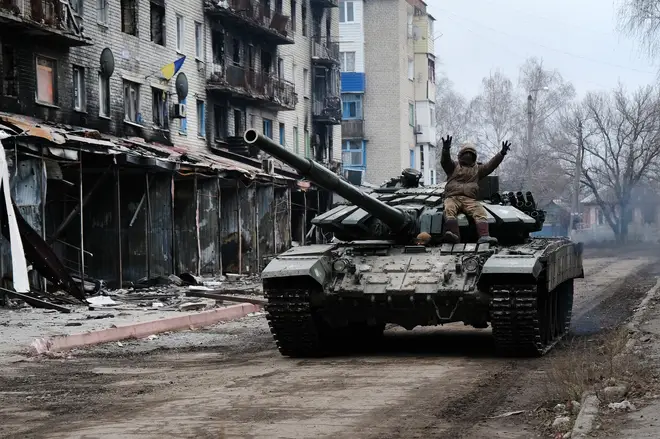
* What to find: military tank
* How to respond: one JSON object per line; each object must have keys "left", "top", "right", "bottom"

{"left": 243, "top": 129, "right": 584, "bottom": 357}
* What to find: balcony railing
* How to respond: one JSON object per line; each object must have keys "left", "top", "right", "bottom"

{"left": 342, "top": 119, "right": 364, "bottom": 139}
{"left": 208, "top": 62, "right": 298, "bottom": 111}
{"left": 204, "top": 0, "right": 294, "bottom": 45}
{"left": 0, "top": 0, "right": 90, "bottom": 45}
{"left": 312, "top": 40, "right": 340, "bottom": 65}
{"left": 312, "top": 95, "right": 341, "bottom": 124}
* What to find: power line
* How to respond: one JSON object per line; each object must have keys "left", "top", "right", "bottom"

{"left": 436, "top": 8, "right": 657, "bottom": 75}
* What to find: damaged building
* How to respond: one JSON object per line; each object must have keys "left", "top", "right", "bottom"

{"left": 0, "top": 0, "right": 341, "bottom": 294}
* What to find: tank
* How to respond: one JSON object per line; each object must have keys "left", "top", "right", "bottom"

{"left": 243, "top": 129, "right": 584, "bottom": 357}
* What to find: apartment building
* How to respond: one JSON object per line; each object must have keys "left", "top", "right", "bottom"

{"left": 338, "top": 0, "right": 437, "bottom": 186}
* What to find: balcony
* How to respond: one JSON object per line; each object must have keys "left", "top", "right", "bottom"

{"left": 207, "top": 62, "right": 298, "bottom": 111}
{"left": 0, "top": 0, "right": 91, "bottom": 46}
{"left": 204, "top": 0, "right": 294, "bottom": 45}
{"left": 312, "top": 40, "right": 340, "bottom": 65}
{"left": 342, "top": 119, "right": 364, "bottom": 139}
{"left": 310, "top": 0, "right": 338, "bottom": 8}
{"left": 312, "top": 95, "right": 341, "bottom": 124}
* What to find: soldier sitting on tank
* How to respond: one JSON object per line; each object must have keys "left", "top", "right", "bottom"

{"left": 439, "top": 135, "right": 511, "bottom": 245}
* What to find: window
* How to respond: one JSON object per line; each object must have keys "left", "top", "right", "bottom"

{"left": 214, "top": 105, "right": 227, "bottom": 140}
{"left": 340, "top": 51, "right": 355, "bottom": 72}
{"left": 302, "top": 4, "right": 307, "bottom": 36}
{"left": 249, "top": 114, "right": 255, "bottom": 128}
{"left": 430, "top": 169, "right": 436, "bottom": 185}
{"left": 339, "top": 1, "right": 354, "bottom": 23}
{"left": 179, "top": 98, "right": 187, "bottom": 135}
{"left": 36, "top": 56, "right": 56, "bottom": 105}
{"left": 291, "top": 0, "right": 296, "bottom": 31}
{"left": 73, "top": 66, "right": 85, "bottom": 111}
{"left": 263, "top": 118, "right": 273, "bottom": 138}
{"left": 342, "top": 94, "right": 362, "bottom": 119}
{"left": 152, "top": 87, "right": 169, "bottom": 129}
{"left": 293, "top": 126, "right": 299, "bottom": 154}
{"left": 279, "top": 122, "right": 285, "bottom": 145}
{"left": 429, "top": 18, "right": 434, "bottom": 38}
{"left": 342, "top": 140, "right": 364, "bottom": 167}
{"left": 428, "top": 59, "right": 435, "bottom": 83}
{"left": 197, "top": 100, "right": 205, "bottom": 137}
{"left": 123, "top": 81, "right": 140, "bottom": 123}
{"left": 98, "top": 74, "right": 110, "bottom": 117}
{"left": 121, "top": 0, "right": 138, "bottom": 36}
{"left": 195, "top": 22, "right": 202, "bottom": 58}
{"left": 150, "top": 1, "right": 165, "bottom": 46}
{"left": 234, "top": 109, "right": 244, "bottom": 137}
{"left": 407, "top": 9, "right": 413, "bottom": 37}
{"left": 278, "top": 58, "right": 284, "bottom": 78}
{"left": 430, "top": 107, "right": 435, "bottom": 125}
{"left": 97, "top": 0, "right": 108, "bottom": 24}
{"left": 303, "top": 68, "right": 309, "bottom": 96}
{"left": 410, "top": 149, "right": 415, "bottom": 168}
{"left": 176, "top": 15, "right": 184, "bottom": 52}
{"left": 409, "top": 103, "right": 415, "bottom": 126}
{"left": 70, "top": 0, "right": 83, "bottom": 15}
{"left": 292, "top": 63, "right": 297, "bottom": 85}
{"left": 304, "top": 128, "right": 310, "bottom": 157}
{"left": 2, "top": 46, "right": 17, "bottom": 97}
{"left": 408, "top": 57, "right": 414, "bottom": 80}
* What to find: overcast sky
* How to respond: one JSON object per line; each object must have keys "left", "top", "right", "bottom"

{"left": 426, "top": 0, "right": 658, "bottom": 99}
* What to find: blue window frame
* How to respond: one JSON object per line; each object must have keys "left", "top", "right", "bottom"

{"left": 342, "top": 140, "right": 365, "bottom": 168}
{"left": 263, "top": 118, "right": 273, "bottom": 138}
{"left": 279, "top": 122, "right": 285, "bottom": 145}
{"left": 179, "top": 98, "right": 187, "bottom": 135}
{"left": 410, "top": 149, "right": 415, "bottom": 168}
{"left": 196, "top": 100, "right": 205, "bottom": 137}
{"left": 342, "top": 93, "right": 362, "bottom": 120}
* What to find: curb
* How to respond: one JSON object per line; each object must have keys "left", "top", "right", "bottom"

{"left": 29, "top": 303, "right": 262, "bottom": 355}
{"left": 570, "top": 277, "right": 660, "bottom": 438}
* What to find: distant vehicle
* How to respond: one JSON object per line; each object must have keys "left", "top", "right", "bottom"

{"left": 244, "top": 129, "right": 584, "bottom": 358}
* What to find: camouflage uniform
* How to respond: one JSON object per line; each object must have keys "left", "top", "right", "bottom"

{"left": 440, "top": 140, "right": 507, "bottom": 244}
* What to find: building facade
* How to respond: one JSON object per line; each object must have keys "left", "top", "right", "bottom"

{"left": 338, "top": 0, "right": 436, "bottom": 186}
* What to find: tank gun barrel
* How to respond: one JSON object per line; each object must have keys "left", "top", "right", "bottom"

{"left": 244, "top": 129, "right": 410, "bottom": 232}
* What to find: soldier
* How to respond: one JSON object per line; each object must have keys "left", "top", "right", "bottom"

{"left": 439, "top": 135, "right": 511, "bottom": 245}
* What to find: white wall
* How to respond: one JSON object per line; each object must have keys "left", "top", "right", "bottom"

{"left": 338, "top": 0, "right": 365, "bottom": 72}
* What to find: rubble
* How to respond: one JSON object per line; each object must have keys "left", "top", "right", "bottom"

{"left": 607, "top": 400, "right": 636, "bottom": 411}
{"left": 552, "top": 416, "right": 571, "bottom": 430}
{"left": 600, "top": 385, "right": 628, "bottom": 403}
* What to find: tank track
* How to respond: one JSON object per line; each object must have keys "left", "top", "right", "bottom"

{"left": 264, "top": 287, "right": 325, "bottom": 357}
{"left": 490, "top": 282, "right": 573, "bottom": 356}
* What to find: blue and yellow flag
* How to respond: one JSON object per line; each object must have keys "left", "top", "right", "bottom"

{"left": 160, "top": 56, "right": 186, "bottom": 80}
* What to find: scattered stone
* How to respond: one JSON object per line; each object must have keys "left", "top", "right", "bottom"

{"left": 640, "top": 334, "right": 653, "bottom": 342}
{"left": 608, "top": 400, "right": 636, "bottom": 411}
{"left": 225, "top": 273, "right": 245, "bottom": 282}
{"left": 152, "top": 302, "right": 164, "bottom": 308}
{"left": 554, "top": 403, "right": 567, "bottom": 414}
{"left": 146, "top": 334, "right": 158, "bottom": 341}
{"left": 563, "top": 432, "right": 572, "bottom": 439}
{"left": 569, "top": 400, "right": 581, "bottom": 415}
{"left": 168, "top": 274, "right": 184, "bottom": 286}
{"left": 552, "top": 416, "right": 571, "bottom": 430}
{"left": 601, "top": 385, "right": 628, "bottom": 403}
{"left": 178, "top": 301, "right": 210, "bottom": 312}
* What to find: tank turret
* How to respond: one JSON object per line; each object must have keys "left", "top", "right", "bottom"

{"left": 244, "top": 129, "right": 414, "bottom": 236}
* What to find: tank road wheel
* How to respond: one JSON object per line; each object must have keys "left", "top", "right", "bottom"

{"left": 490, "top": 279, "right": 574, "bottom": 357}
{"left": 264, "top": 284, "right": 327, "bottom": 358}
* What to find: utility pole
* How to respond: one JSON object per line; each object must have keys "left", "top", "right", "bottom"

{"left": 569, "top": 119, "right": 583, "bottom": 233}
{"left": 526, "top": 94, "right": 534, "bottom": 187}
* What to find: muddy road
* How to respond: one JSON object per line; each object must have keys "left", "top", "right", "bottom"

{"left": 1, "top": 248, "right": 658, "bottom": 439}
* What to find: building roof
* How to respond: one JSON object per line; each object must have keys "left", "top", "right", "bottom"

{"left": 0, "top": 112, "right": 295, "bottom": 183}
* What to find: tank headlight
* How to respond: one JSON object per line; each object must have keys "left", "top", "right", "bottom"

{"left": 333, "top": 259, "right": 347, "bottom": 273}
{"left": 463, "top": 257, "right": 479, "bottom": 273}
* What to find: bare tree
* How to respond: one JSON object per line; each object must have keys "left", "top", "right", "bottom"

{"left": 618, "top": 0, "right": 660, "bottom": 58}
{"left": 434, "top": 74, "right": 473, "bottom": 144}
{"left": 562, "top": 85, "right": 660, "bottom": 241}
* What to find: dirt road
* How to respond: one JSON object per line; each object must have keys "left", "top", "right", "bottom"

{"left": 1, "top": 248, "right": 658, "bottom": 439}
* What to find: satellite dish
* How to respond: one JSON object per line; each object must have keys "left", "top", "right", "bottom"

{"left": 100, "top": 48, "right": 115, "bottom": 78}
{"left": 175, "top": 72, "right": 189, "bottom": 100}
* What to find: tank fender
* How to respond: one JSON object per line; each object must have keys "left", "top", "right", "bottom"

{"left": 261, "top": 244, "right": 337, "bottom": 286}
{"left": 480, "top": 255, "right": 543, "bottom": 279}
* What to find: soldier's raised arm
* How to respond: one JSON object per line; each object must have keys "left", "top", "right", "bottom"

{"left": 478, "top": 141, "right": 510, "bottom": 178}
{"left": 440, "top": 135, "right": 456, "bottom": 176}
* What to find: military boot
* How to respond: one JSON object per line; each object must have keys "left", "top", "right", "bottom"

{"left": 476, "top": 221, "right": 498, "bottom": 245}
{"left": 442, "top": 219, "right": 460, "bottom": 244}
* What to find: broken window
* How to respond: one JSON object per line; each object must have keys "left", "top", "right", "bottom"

{"left": 97, "top": 0, "right": 108, "bottom": 24}
{"left": 214, "top": 105, "right": 227, "bottom": 141}
{"left": 36, "top": 56, "right": 56, "bottom": 105}
{"left": 233, "top": 109, "right": 243, "bottom": 137}
{"left": 150, "top": 1, "right": 165, "bottom": 46}
{"left": 291, "top": 0, "right": 296, "bottom": 31}
{"left": 232, "top": 38, "right": 241, "bottom": 65}
{"left": 123, "top": 80, "right": 140, "bottom": 123}
{"left": 176, "top": 15, "right": 184, "bottom": 52}
{"left": 73, "top": 66, "right": 85, "bottom": 111}
{"left": 152, "top": 87, "right": 169, "bottom": 129}
{"left": 121, "top": 0, "right": 138, "bottom": 36}
{"left": 278, "top": 58, "right": 284, "bottom": 78}
{"left": 428, "top": 58, "right": 435, "bottom": 83}
{"left": 303, "top": 68, "right": 308, "bottom": 96}
{"left": 247, "top": 44, "right": 255, "bottom": 71}
{"left": 276, "top": 0, "right": 282, "bottom": 14}
{"left": 326, "top": 14, "right": 331, "bottom": 40}
{"left": 70, "top": 0, "right": 82, "bottom": 14}
{"left": 264, "top": 0, "right": 271, "bottom": 19}
{"left": 212, "top": 30, "right": 224, "bottom": 64}
{"left": 195, "top": 22, "right": 202, "bottom": 59}
{"left": 98, "top": 74, "right": 110, "bottom": 117}
{"left": 2, "top": 45, "right": 17, "bottom": 97}
{"left": 262, "top": 50, "right": 272, "bottom": 74}
{"left": 197, "top": 100, "right": 205, "bottom": 137}
{"left": 301, "top": 4, "right": 307, "bottom": 36}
